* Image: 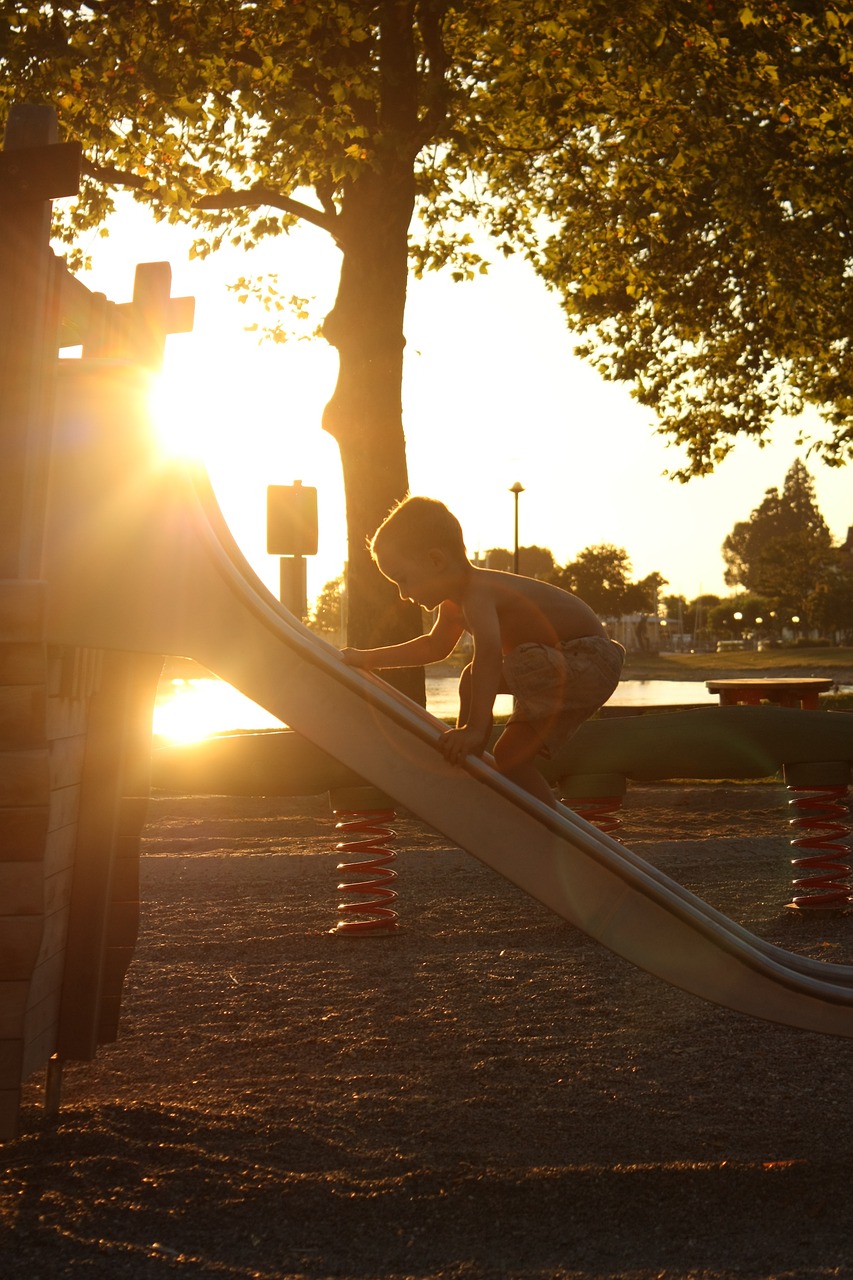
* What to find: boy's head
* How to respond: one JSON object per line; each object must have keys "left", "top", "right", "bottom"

{"left": 370, "top": 496, "right": 466, "bottom": 564}
{"left": 369, "top": 497, "right": 468, "bottom": 609}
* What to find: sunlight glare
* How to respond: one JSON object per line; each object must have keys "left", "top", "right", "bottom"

{"left": 153, "top": 678, "right": 285, "bottom": 743}
{"left": 148, "top": 365, "right": 211, "bottom": 460}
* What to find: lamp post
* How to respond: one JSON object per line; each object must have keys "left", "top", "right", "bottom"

{"left": 509, "top": 481, "right": 524, "bottom": 574}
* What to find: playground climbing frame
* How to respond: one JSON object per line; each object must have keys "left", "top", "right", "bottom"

{"left": 0, "top": 104, "right": 193, "bottom": 1139}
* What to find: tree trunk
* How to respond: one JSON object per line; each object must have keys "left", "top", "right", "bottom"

{"left": 321, "top": 166, "right": 425, "bottom": 702}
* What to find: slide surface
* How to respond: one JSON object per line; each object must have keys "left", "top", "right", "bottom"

{"left": 44, "top": 363, "right": 853, "bottom": 1039}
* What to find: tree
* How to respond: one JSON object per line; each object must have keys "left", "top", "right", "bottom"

{"left": 309, "top": 575, "right": 344, "bottom": 638}
{"left": 551, "top": 544, "right": 634, "bottom": 618}
{"left": 722, "top": 459, "right": 834, "bottom": 613}
{"left": 707, "top": 593, "right": 777, "bottom": 640}
{"left": 483, "top": 3, "right": 853, "bottom": 476}
{"left": 4, "top": 0, "right": 851, "bottom": 663}
{"left": 483, "top": 545, "right": 556, "bottom": 578}
{"left": 807, "top": 551, "right": 853, "bottom": 642}
{"left": 622, "top": 571, "right": 667, "bottom": 617}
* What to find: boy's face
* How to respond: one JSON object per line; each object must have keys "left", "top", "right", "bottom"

{"left": 376, "top": 546, "right": 449, "bottom": 610}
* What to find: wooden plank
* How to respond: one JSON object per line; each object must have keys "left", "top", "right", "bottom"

{"left": 48, "top": 783, "right": 80, "bottom": 833}
{"left": 0, "top": 862, "right": 44, "bottom": 914}
{"left": 47, "top": 646, "right": 102, "bottom": 702}
{"left": 0, "top": 917, "right": 43, "bottom": 978}
{"left": 109, "top": 854, "right": 139, "bottom": 902}
{"left": 43, "top": 865, "right": 74, "bottom": 917}
{"left": 0, "top": 1089, "right": 21, "bottom": 1140}
{"left": 97, "top": 996, "right": 122, "bottom": 1044}
{"left": 0, "top": 749, "right": 50, "bottom": 805}
{"left": 119, "top": 794, "right": 150, "bottom": 836}
{"left": 23, "top": 988, "right": 61, "bottom": 1052}
{"left": 0, "top": 859, "right": 73, "bottom": 923}
{"left": 0, "top": 641, "right": 45, "bottom": 684}
{"left": 55, "top": 257, "right": 102, "bottom": 347}
{"left": 0, "top": 1039, "right": 24, "bottom": 1084}
{"left": 0, "top": 805, "right": 49, "bottom": 861}
{"left": 26, "top": 948, "right": 65, "bottom": 1012}
{"left": 0, "top": 139, "right": 81, "bottom": 202}
{"left": 0, "top": 683, "right": 47, "bottom": 747}
{"left": 0, "top": 981, "right": 29, "bottom": 1037}
{"left": 56, "top": 653, "right": 127, "bottom": 1060}
{"left": 0, "top": 581, "right": 46, "bottom": 642}
{"left": 105, "top": 901, "right": 139, "bottom": 949}
{"left": 43, "top": 822, "right": 76, "bottom": 873}
{"left": 48, "top": 733, "right": 86, "bottom": 790}
{"left": 21, "top": 1021, "right": 56, "bottom": 1079}
{"left": 112, "top": 262, "right": 195, "bottom": 369}
{"left": 0, "top": 106, "right": 62, "bottom": 579}
{"left": 99, "top": 948, "right": 135, "bottom": 1000}
{"left": 46, "top": 694, "right": 91, "bottom": 741}
{"left": 34, "top": 903, "right": 70, "bottom": 967}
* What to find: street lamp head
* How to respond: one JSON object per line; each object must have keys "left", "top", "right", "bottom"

{"left": 509, "top": 481, "right": 525, "bottom": 496}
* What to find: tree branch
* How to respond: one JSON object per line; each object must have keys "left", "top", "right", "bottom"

{"left": 81, "top": 159, "right": 341, "bottom": 242}
{"left": 81, "top": 158, "right": 150, "bottom": 190}
{"left": 193, "top": 185, "right": 341, "bottom": 240}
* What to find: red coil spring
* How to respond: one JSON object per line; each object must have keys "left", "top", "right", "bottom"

{"left": 331, "top": 807, "right": 399, "bottom": 935}
{"left": 571, "top": 796, "right": 623, "bottom": 836}
{"left": 786, "top": 783, "right": 852, "bottom": 911}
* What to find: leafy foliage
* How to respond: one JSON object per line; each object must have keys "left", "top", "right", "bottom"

{"left": 2, "top": 2, "right": 850, "bottom": 644}
{"left": 491, "top": 3, "right": 853, "bottom": 475}
{"left": 3, "top": 3, "right": 851, "bottom": 460}
{"left": 482, "top": 545, "right": 556, "bottom": 578}
{"left": 719, "top": 457, "right": 853, "bottom": 636}
{"left": 309, "top": 573, "right": 345, "bottom": 636}
{"left": 549, "top": 543, "right": 666, "bottom": 618}
{"left": 722, "top": 458, "right": 834, "bottom": 612}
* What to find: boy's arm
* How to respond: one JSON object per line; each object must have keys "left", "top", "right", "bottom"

{"left": 439, "top": 593, "right": 503, "bottom": 763}
{"left": 341, "top": 602, "right": 465, "bottom": 670}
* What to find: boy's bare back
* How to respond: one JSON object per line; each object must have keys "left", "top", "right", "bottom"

{"left": 449, "top": 565, "right": 606, "bottom": 655}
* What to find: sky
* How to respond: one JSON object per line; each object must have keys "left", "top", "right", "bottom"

{"left": 64, "top": 193, "right": 852, "bottom": 611}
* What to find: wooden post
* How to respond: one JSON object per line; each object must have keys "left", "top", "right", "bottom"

{"left": 0, "top": 105, "right": 81, "bottom": 578}
{"left": 113, "top": 262, "right": 195, "bottom": 369}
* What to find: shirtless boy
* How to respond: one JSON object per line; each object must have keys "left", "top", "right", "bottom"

{"left": 341, "top": 496, "right": 624, "bottom": 808}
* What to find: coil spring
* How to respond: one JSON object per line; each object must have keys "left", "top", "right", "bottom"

{"left": 786, "top": 783, "right": 852, "bottom": 912}
{"left": 331, "top": 806, "right": 399, "bottom": 935}
{"left": 571, "top": 796, "right": 623, "bottom": 836}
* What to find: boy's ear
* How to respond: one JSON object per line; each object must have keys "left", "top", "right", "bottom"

{"left": 427, "top": 547, "right": 448, "bottom": 570}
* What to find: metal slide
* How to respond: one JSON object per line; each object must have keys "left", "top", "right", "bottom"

{"left": 44, "top": 364, "right": 853, "bottom": 1040}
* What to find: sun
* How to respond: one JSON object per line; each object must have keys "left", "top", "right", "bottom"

{"left": 148, "top": 359, "right": 214, "bottom": 460}
{"left": 153, "top": 677, "right": 285, "bottom": 743}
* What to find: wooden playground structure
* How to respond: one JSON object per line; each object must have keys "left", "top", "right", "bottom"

{"left": 2, "top": 105, "right": 852, "bottom": 1144}
{"left": 0, "top": 105, "right": 193, "bottom": 1139}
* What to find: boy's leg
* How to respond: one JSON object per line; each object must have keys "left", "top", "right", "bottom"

{"left": 456, "top": 663, "right": 473, "bottom": 727}
{"left": 456, "top": 662, "right": 498, "bottom": 741}
{"left": 492, "top": 722, "right": 557, "bottom": 809}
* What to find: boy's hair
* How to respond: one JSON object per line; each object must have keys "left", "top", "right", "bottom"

{"left": 370, "top": 496, "right": 467, "bottom": 563}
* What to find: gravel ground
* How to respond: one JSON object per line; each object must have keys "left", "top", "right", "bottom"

{"left": 3, "top": 782, "right": 853, "bottom": 1280}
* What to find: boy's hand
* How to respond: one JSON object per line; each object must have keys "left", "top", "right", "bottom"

{"left": 340, "top": 647, "right": 369, "bottom": 668}
{"left": 439, "top": 725, "right": 489, "bottom": 765}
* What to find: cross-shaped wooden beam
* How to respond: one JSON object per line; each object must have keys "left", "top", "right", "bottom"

{"left": 113, "top": 262, "right": 195, "bottom": 369}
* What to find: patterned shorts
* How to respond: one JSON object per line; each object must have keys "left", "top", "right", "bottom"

{"left": 502, "top": 635, "right": 625, "bottom": 758}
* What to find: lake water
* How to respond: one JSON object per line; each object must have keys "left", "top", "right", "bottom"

{"left": 153, "top": 674, "right": 718, "bottom": 742}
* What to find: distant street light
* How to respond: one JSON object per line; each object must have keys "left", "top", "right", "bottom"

{"left": 509, "top": 481, "right": 524, "bottom": 574}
